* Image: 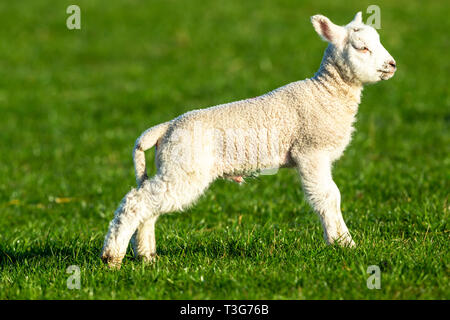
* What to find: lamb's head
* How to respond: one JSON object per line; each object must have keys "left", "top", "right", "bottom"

{"left": 311, "top": 12, "right": 396, "bottom": 84}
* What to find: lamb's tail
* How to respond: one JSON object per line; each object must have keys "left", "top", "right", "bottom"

{"left": 133, "top": 121, "right": 170, "bottom": 187}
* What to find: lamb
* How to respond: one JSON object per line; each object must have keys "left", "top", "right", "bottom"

{"left": 101, "top": 11, "right": 396, "bottom": 268}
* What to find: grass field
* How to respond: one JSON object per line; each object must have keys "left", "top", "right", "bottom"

{"left": 0, "top": 0, "right": 448, "bottom": 299}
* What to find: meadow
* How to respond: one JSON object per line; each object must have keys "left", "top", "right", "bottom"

{"left": 0, "top": 0, "right": 448, "bottom": 299}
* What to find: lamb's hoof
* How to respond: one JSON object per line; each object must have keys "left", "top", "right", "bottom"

{"left": 343, "top": 239, "right": 356, "bottom": 248}
{"left": 136, "top": 253, "right": 157, "bottom": 264}
{"left": 101, "top": 253, "right": 123, "bottom": 269}
{"left": 328, "top": 234, "right": 356, "bottom": 248}
{"left": 341, "top": 234, "right": 356, "bottom": 248}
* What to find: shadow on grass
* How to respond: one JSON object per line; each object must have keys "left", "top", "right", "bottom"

{"left": 0, "top": 236, "right": 341, "bottom": 268}
{"left": 0, "top": 240, "right": 103, "bottom": 267}
{"left": 156, "top": 238, "right": 332, "bottom": 261}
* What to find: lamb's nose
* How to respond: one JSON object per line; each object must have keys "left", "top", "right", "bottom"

{"left": 389, "top": 60, "right": 396, "bottom": 70}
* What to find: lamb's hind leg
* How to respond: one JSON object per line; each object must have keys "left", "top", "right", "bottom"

{"left": 296, "top": 152, "right": 355, "bottom": 247}
{"left": 101, "top": 174, "right": 211, "bottom": 268}
{"left": 100, "top": 186, "right": 151, "bottom": 268}
{"left": 131, "top": 215, "right": 159, "bottom": 262}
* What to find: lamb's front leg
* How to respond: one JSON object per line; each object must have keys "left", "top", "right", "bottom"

{"left": 296, "top": 153, "right": 355, "bottom": 247}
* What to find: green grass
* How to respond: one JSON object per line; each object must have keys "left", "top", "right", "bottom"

{"left": 0, "top": 0, "right": 449, "bottom": 299}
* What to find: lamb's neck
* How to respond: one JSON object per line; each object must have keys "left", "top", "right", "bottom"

{"left": 311, "top": 51, "right": 363, "bottom": 113}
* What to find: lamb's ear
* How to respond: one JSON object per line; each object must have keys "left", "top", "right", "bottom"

{"left": 311, "top": 15, "right": 346, "bottom": 45}
{"left": 351, "top": 11, "right": 363, "bottom": 24}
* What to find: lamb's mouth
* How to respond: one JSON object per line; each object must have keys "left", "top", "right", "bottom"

{"left": 378, "top": 69, "right": 395, "bottom": 80}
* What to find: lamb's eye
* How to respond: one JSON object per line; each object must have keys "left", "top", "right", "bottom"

{"left": 359, "top": 47, "right": 369, "bottom": 53}
{"left": 352, "top": 43, "right": 370, "bottom": 53}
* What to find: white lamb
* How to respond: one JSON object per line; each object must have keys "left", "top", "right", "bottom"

{"left": 101, "top": 12, "right": 396, "bottom": 268}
